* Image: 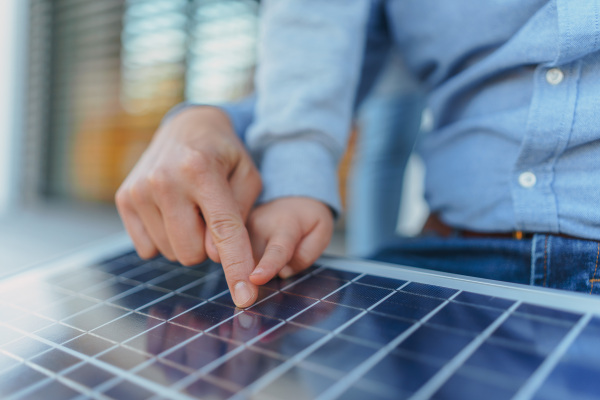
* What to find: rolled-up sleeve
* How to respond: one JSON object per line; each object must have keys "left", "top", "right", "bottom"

{"left": 161, "top": 95, "right": 256, "bottom": 141}
{"left": 247, "top": 0, "right": 369, "bottom": 215}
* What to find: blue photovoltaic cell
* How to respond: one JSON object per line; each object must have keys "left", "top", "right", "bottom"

{"left": 251, "top": 324, "right": 327, "bottom": 359}
{"left": 362, "top": 353, "right": 441, "bottom": 394}
{"left": 561, "top": 322, "right": 600, "bottom": 363}
{"left": 65, "top": 364, "right": 115, "bottom": 388}
{"left": 372, "top": 290, "right": 444, "bottom": 320}
{"left": 256, "top": 365, "right": 337, "bottom": 399}
{"left": 248, "top": 292, "right": 317, "bottom": 320}
{"left": 340, "top": 312, "right": 412, "bottom": 346}
{"left": 324, "top": 283, "right": 393, "bottom": 309}
{"left": 0, "top": 250, "right": 597, "bottom": 400}
{"left": 290, "top": 301, "right": 362, "bottom": 332}
{"left": 0, "top": 364, "right": 47, "bottom": 397}
{"left": 302, "top": 337, "right": 378, "bottom": 373}
{"left": 463, "top": 341, "right": 546, "bottom": 384}
{"left": 209, "top": 349, "right": 284, "bottom": 388}
{"left": 514, "top": 303, "right": 582, "bottom": 323}
{"left": 535, "top": 362, "right": 599, "bottom": 400}
{"left": 489, "top": 314, "right": 571, "bottom": 355}
{"left": 164, "top": 334, "right": 240, "bottom": 371}
{"left": 433, "top": 372, "right": 517, "bottom": 400}
{"left": 395, "top": 325, "right": 474, "bottom": 362}
{"left": 182, "top": 275, "right": 230, "bottom": 300}
{"left": 104, "top": 380, "right": 155, "bottom": 400}
{"left": 426, "top": 302, "right": 503, "bottom": 333}
{"left": 30, "top": 348, "right": 81, "bottom": 372}
{"left": 21, "top": 380, "right": 81, "bottom": 399}
{"left": 284, "top": 275, "right": 347, "bottom": 299}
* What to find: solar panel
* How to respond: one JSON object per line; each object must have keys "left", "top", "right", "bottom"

{"left": 1, "top": 235, "right": 599, "bottom": 400}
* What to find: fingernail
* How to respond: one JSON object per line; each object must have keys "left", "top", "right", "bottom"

{"left": 279, "top": 266, "right": 293, "bottom": 279}
{"left": 250, "top": 267, "right": 264, "bottom": 277}
{"left": 234, "top": 281, "right": 253, "bottom": 306}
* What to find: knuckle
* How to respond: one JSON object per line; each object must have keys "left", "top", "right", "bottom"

{"left": 220, "top": 258, "right": 246, "bottom": 276}
{"left": 128, "top": 183, "right": 150, "bottom": 206}
{"left": 177, "top": 248, "right": 207, "bottom": 267}
{"left": 209, "top": 213, "right": 244, "bottom": 244}
{"left": 147, "top": 169, "right": 171, "bottom": 193}
{"left": 294, "top": 249, "right": 314, "bottom": 269}
{"left": 181, "top": 151, "right": 213, "bottom": 179}
{"left": 267, "top": 242, "right": 290, "bottom": 260}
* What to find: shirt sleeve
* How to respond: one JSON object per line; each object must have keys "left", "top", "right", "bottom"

{"left": 247, "top": 0, "right": 370, "bottom": 215}
{"left": 161, "top": 95, "right": 256, "bottom": 141}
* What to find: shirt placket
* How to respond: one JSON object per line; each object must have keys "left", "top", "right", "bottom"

{"left": 511, "top": 0, "right": 600, "bottom": 233}
{"left": 510, "top": 60, "right": 580, "bottom": 233}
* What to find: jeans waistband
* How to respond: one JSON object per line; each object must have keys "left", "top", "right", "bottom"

{"left": 422, "top": 214, "right": 588, "bottom": 241}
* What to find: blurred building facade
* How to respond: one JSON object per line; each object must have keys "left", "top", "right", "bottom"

{"left": 23, "top": 0, "right": 259, "bottom": 204}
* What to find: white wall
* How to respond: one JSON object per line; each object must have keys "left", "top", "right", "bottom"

{"left": 0, "top": 0, "right": 28, "bottom": 215}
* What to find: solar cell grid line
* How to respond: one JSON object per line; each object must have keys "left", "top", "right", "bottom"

{"left": 0, "top": 328, "right": 104, "bottom": 400}
{"left": 409, "top": 300, "right": 522, "bottom": 399}
{"left": 164, "top": 269, "right": 368, "bottom": 393}
{"left": 162, "top": 319, "right": 283, "bottom": 381}
{"left": 57, "top": 299, "right": 160, "bottom": 340}
{"left": 117, "top": 264, "right": 333, "bottom": 394}
{"left": 3, "top": 320, "right": 200, "bottom": 400}
{"left": 6, "top": 265, "right": 222, "bottom": 398}
{"left": 5, "top": 360, "right": 93, "bottom": 400}
{"left": 5, "top": 241, "right": 600, "bottom": 400}
{"left": 314, "top": 289, "right": 463, "bottom": 400}
{"left": 5, "top": 376, "right": 51, "bottom": 399}
{"left": 513, "top": 313, "right": 593, "bottom": 400}
{"left": 3, "top": 261, "right": 369, "bottom": 400}
{"left": 51, "top": 264, "right": 226, "bottom": 335}
{"left": 233, "top": 280, "right": 407, "bottom": 399}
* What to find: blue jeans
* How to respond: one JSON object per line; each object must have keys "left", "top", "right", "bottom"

{"left": 371, "top": 234, "right": 600, "bottom": 295}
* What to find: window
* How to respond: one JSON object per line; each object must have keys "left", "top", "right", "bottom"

{"left": 24, "top": 0, "right": 258, "bottom": 204}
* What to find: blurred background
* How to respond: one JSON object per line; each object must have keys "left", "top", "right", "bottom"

{"left": 0, "top": 0, "right": 427, "bottom": 274}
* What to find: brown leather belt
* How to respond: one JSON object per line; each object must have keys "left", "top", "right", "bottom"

{"left": 422, "top": 214, "right": 582, "bottom": 241}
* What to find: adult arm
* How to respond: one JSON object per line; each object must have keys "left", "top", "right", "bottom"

{"left": 116, "top": 0, "right": 388, "bottom": 304}
{"left": 115, "top": 105, "right": 262, "bottom": 308}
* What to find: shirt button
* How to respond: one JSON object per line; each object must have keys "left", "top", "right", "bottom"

{"left": 420, "top": 108, "right": 434, "bottom": 133}
{"left": 518, "top": 172, "right": 537, "bottom": 188}
{"left": 546, "top": 68, "right": 564, "bottom": 85}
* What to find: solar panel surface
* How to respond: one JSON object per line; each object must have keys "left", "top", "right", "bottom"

{"left": 0, "top": 242, "right": 599, "bottom": 400}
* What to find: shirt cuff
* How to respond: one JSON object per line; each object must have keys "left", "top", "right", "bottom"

{"left": 161, "top": 96, "right": 256, "bottom": 141}
{"left": 257, "top": 138, "right": 341, "bottom": 216}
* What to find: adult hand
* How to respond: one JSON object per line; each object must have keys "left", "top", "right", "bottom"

{"left": 247, "top": 197, "right": 334, "bottom": 285}
{"left": 115, "top": 107, "right": 262, "bottom": 307}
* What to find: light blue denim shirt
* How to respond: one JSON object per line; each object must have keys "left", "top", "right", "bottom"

{"left": 171, "top": 0, "right": 600, "bottom": 240}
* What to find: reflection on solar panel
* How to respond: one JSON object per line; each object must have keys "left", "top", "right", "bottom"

{"left": 1, "top": 241, "right": 599, "bottom": 400}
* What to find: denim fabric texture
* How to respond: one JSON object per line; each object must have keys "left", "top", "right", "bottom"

{"left": 372, "top": 234, "right": 600, "bottom": 295}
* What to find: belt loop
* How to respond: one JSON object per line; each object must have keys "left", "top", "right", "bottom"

{"left": 513, "top": 231, "right": 524, "bottom": 240}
